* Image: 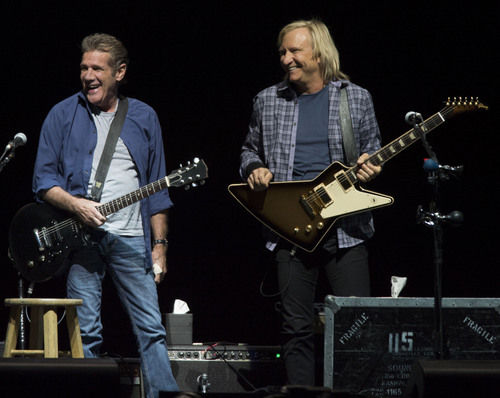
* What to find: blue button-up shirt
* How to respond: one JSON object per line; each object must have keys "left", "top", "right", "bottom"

{"left": 240, "top": 80, "right": 382, "bottom": 249}
{"left": 33, "top": 91, "right": 173, "bottom": 266}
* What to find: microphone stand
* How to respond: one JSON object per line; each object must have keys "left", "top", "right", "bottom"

{"left": 411, "top": 114, "right": 463, "bottom": 360}
{"left": 17, "top": 275, "right": 26, "bottom": 351}
{"left": 2, "top": 144, "right": 29, "bottom": 351}
{"left": 0, "top": 148, "right": 17, "bottom": 173}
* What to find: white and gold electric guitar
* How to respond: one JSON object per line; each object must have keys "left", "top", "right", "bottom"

{"left": 228, "top": 98, "right": 487, "bottom": 252}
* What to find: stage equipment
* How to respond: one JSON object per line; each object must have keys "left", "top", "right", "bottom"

{"left": 323, "top": 296, "right": 500, "bottom": 398}
{"left": 168, "top": 344, "right": 285, "bottom": 393}
{"left": 410, "top": 98, "right": 479, "bottom": 359}
{"left": 0, "top": 357, "right": 122, "bottom": 397}
{"left": 0, "top": 132, "right": 27, "bottom": 173}
{"left": 403, "top": 359, "right": 500, "bottom": 398}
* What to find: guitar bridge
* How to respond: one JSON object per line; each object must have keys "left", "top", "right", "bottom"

{"left": 300, "top": 183, "right": 332, "bottom": 218}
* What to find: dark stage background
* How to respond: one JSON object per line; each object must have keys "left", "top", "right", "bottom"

{"left": 0, "top": 1, "right": 498, "bottom": 357}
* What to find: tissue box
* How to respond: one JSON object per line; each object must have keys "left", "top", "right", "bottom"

{"left": 163, "top": 314, "right": 193, "bottom": 345}
{"left": 323, "top": 296, "right": 500, "bottom": 397}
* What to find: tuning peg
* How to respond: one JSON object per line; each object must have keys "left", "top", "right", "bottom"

{"left": 193, "top": 157, "right": 200, "bottom": 164}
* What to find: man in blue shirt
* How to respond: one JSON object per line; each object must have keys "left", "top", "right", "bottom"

{"left": 240, "top": 20, "right": 382, "bottom": 386}
{"left": 33, "top": 33, "right": 178, "bottom": 397}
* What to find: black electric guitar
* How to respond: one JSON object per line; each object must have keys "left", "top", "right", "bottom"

{"left": 228, "top": 98, "right": 488, "bottom": 252}
{"left": 9, "top": 158, "right": 208, "bottom": 282}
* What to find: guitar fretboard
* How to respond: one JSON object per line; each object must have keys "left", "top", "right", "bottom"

{"left": 97, "top": 177, "right": 169, "bottom": 217}
{"left": 344, "top": 103, "right": 470, "bottom": 183}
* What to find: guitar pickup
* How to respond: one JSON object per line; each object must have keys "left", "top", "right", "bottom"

{"left": 300, "top": 183, "right": 332, "bottom": 218}
{"left": 335, "top": 170, "right": 354, "bottom": 192}
{"left": 313, "top": 183, "right": 333, "bottom": 206}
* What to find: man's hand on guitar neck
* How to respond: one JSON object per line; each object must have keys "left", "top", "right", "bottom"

{"left": 72, "top": 197, "right": 106, "bottom": 227}
{"left": 356, "top": 153, "right": 382, "bottom": 183}
{"left": 247, "top": 167, "right": 274, "bottom": 192}
{"left": 41, "top": 186, "right": 106, "bottom": 228}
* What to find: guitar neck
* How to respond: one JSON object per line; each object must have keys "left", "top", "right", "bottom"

{"left": 372, "top": 111, "right": 449, "bottom": 167}
{"left": 97, "top": 177, "right": 169, "bottom": 217}
{"left": 346, "top": 103, "right": 461, "bottom": 182}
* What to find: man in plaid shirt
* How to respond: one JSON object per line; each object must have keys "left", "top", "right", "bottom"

{"left": 239, "top": 19, "right": 382, "bottom": 386}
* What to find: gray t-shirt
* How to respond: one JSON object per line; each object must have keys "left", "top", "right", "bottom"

{"left": 88, "top": 102, "right": 144, "bottom": 236}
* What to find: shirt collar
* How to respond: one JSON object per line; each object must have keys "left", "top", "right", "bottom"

{"left": 277, "top": 79, "right": 350, "bottom": 97}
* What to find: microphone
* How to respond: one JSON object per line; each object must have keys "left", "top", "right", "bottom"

{"left": 417, "top": 206, "right": 464, "bottom": 228}
{"left": 6, "top": 132, "right": 27, "bottom": 151}
{"left": 438, "top": 210, "right": 464, "bottom": 227}
{"left": 423, "top": 158, "right": 464, "bottom": 175}
{"left": 405, "top": 111, "right": 423, "bottom": 125}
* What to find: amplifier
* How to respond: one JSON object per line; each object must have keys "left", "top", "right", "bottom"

{"left": 0, "top": 357, "right": 122, "bottom": 397}
{"left": 0, "top": 357, "right": 143, "bottom": 398}
{"left": 116, "top": 358, "right": 143, "bottom": 398}
{"left": 168, "top": 344, "right": 285, "bottom": 393}
{"left": 323, "top": 296, "right": 500, "bottom": 398}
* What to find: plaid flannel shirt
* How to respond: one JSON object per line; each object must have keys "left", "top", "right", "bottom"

{"left": 240, "top": 80, "right": 382, "bottom": 250}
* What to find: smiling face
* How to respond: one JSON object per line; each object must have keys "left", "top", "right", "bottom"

{"left": 80, "top": 51, "right": 126, "bottom": 112}
{"left": 279, "top": 27, "right": 323, "bottom": 94}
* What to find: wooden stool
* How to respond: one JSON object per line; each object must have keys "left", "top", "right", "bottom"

{"left": 3, "top": 298, "right": 84, "bottom": 358}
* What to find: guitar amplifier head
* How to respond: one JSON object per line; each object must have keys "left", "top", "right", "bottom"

{"left": 167, "top": 344, "right": 285, "bottom": 393}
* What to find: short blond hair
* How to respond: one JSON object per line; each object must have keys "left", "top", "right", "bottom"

{"left": 278, "top": 19, "right": 349, "bottom": 82}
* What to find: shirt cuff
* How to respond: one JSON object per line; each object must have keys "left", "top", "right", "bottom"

{"left": 245, "top": 161, "right": 266, "bottom": 177}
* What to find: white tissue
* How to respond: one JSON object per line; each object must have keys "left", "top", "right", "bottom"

{"left": 153, "top": 263, "right": 162, "bottom": 275}
{"left": 173, "top": 299, "right": 190, "bottom": 314}
{"left": 391, "top": 276, "right": 407, "bottom": 298}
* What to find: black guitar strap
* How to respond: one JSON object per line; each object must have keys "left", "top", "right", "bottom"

{"left": 339, "top": 87, "right": 358, "bottom": 166}
{"left": 90, "top": 97, "right": 129, "bottom": 202}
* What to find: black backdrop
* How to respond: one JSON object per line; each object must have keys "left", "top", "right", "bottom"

{"left": 1, "top": 0, "right": 498, "bottom": 356}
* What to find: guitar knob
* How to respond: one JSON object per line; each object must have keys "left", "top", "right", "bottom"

{"left": 294, "top": 227, "right": 300, "bottom": 234}
{"left": 317, "top": 222, "right": 324, "bottom": 230}
{"left": 305, "top": 225, "right": 313, "bottom": 232}
{"left": 27, "top": 261, "right": 34, "bottom": 269}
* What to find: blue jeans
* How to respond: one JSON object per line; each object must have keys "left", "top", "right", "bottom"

{"left": 66, "top": 230, "right": 179, "bottom": 397}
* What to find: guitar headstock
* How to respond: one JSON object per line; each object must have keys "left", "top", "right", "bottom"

{"left": 443, "top": 97, "right": 488, "bottom": 118}
{"left": 168, "top": 158, "right": 208, "bottom": 189}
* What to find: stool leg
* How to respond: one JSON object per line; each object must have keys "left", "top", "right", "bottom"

{"left": 43, "top": 306, "right": 59, "bottom": 358}
{"left": 3, "top": 307, "right": 21, "bottom": 358}
{"left": 66, "top": 306, "right": 84, "bottom": 358}
{"left": 30, "top": 307, "right": 44, "bottom": 350}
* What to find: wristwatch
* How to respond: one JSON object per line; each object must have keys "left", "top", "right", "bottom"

{"left": 152, "top": 239, "right": 168, "bottom": 247}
